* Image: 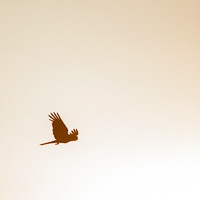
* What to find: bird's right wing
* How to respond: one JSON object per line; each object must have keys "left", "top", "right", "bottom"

{"left": 48, "top": 112, "right": 69, "bottom": 140}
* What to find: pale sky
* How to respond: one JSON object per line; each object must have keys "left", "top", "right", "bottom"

{"left": 0, "top": 0, "right": 200, "bottom": 199}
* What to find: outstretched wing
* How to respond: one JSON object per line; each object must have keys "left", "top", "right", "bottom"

{"left": 48, "top": 112, "right": 68, "bottom": 140}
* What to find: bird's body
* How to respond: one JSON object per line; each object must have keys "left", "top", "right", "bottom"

{"left": 40, "top": 112, "right": 78, "bottom": 145}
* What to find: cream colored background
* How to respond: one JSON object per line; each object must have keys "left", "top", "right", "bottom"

{"left": 0, "top": 0, "right": 200, "bottom": 199}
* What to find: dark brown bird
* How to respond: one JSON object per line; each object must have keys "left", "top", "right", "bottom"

{"left": 40, "top": 112, "right": 78, "bottom": 145}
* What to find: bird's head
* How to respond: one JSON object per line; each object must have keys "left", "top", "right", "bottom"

{"left": 70, "top": 129, "right": 79, "bottom": 141}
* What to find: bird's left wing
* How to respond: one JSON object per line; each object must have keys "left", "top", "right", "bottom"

{"left": 48, "top": 112, "right": 69, "bottom": 140}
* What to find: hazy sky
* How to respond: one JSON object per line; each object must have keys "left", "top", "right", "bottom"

{"left": 0, "top": 0, "right": 200, "bottom": 199}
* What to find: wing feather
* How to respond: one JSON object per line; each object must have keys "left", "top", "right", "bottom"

{"left": 53, "top": 112, "right": 59, "bottom": 119}
{"left": 57, "top": 113, "right": 62, "bottom": 119}
{"left": 48, "top": 115, "right": 55, "bottom": 120}
{"left": 49, "top": 112, "right": 68, "bottom": 140}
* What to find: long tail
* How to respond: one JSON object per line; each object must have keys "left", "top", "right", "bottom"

{"left": 40, "top": 140, "right": 57, "bottom": 145}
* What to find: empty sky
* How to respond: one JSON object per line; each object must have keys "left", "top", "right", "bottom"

{"left": 0, "top": 0, "right": 200, "bottom": 199}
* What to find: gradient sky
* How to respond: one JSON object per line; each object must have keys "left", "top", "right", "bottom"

{"left": 0, "top": 0, "right": 200, "bottom": 199}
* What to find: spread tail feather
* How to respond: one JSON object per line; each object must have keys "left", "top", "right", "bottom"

{"left": 40, "top": 140, "right": 57, "bottom": 145}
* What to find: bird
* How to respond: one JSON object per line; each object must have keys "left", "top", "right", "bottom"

{"left": 40, "top": 112, "right": 78, "bottom": 145}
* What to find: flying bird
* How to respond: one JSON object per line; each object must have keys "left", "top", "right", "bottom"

{"left": 40, "top": 112, "right": 78, "bottom": 145}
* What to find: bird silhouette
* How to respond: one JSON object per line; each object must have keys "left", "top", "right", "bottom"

{"left": 40, "top": 112, "right": 78, "bottom": 145}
